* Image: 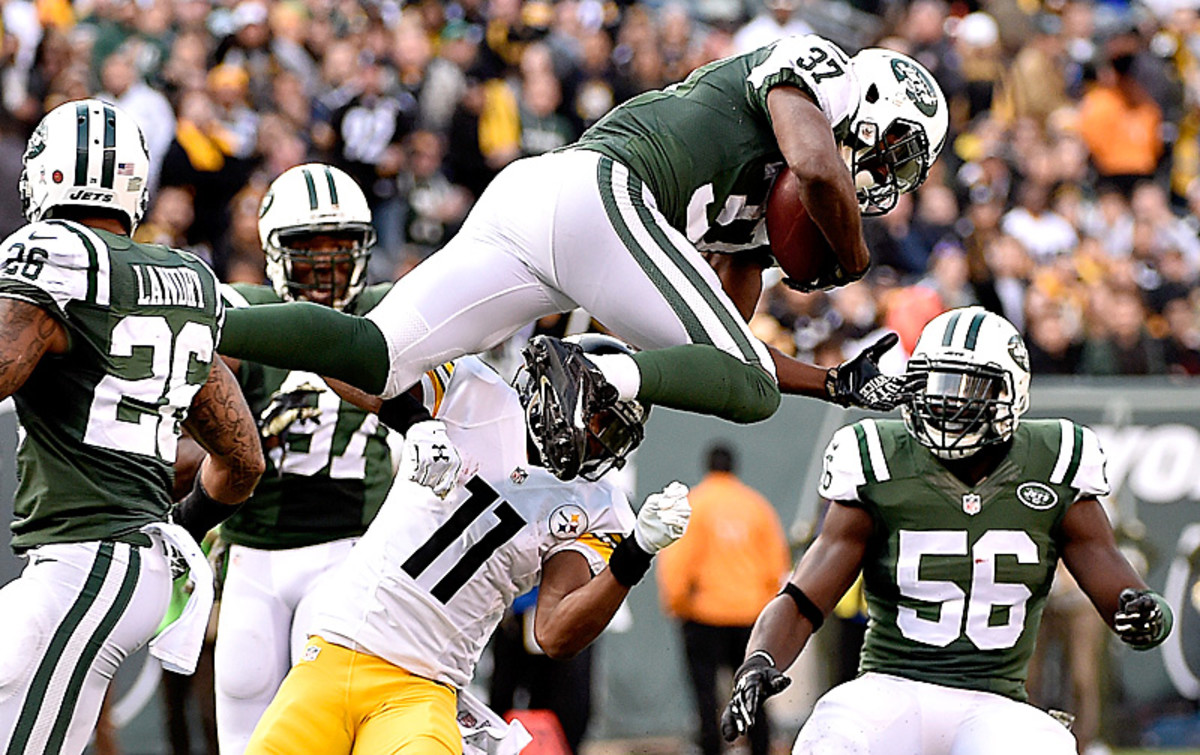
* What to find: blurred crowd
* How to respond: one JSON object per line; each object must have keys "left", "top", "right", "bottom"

{"left": 1, "top": 0, "right": 1199, "bottom": 377}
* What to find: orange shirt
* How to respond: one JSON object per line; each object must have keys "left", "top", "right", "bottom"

{"left": 656, "top": 472, "right": 791, "bottom": 627}
{"left": 1079, "top": 85, "right": 1162, "bottom": 177}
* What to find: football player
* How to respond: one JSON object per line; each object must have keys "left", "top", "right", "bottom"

{"left": 215, "top": 36, "right": 948, "bottom": 477}
{"left": 720, "top": 307, "right": 1172, "bottom": 755}
{"left": 0, "top": 100, "right": 264, "bottom": 754}
{"left": 242, "top": 336, "right": 691, "bottom": 754}
{"left": 213, "top": 163, "right": 463, "bottom": 754}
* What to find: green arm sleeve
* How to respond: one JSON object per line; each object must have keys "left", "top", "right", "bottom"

{"left": 218, "top": 302, "right": 390, "bottom": 395}
{"left": 631, "top": 345, "right": 781, "bottom": 424}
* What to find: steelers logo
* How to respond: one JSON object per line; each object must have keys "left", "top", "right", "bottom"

{"left": 549, "top": 504, "right": 589, "bottom": 540}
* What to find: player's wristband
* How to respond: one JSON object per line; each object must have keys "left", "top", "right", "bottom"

{"left": 608, "top": 534, "right": 654, "bottom": 587}
{"left": 377, "top": 392, "right": 433, "bottom": 434}
{"left": 172, "top": 476, "right": 241, "bottom": 544}
{"left": 780, "top": 583, "right": 825, "bottom": 631}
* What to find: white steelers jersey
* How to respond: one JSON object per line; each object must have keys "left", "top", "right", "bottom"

{"left": 310, "top": 356, "right": 636, "bottom": 688}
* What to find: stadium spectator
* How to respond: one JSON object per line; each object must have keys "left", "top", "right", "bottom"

{"left": 97, "top": 48, "right": 175, "bottom": 192}
{"left": 657, "top": 443, "right": 790, "bottom": 755}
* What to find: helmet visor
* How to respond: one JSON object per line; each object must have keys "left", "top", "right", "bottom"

{"left": 853, "top": 120, "right": 930, "bottom": 216}
{"left": 906, "top": 359, "right": 1011, "bottom": 454}
{"left": 578, "top": 401, "right": 646, "bottom": 482}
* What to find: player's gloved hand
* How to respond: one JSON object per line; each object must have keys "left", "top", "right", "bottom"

{"left": 721, "top": 651, "right": 791, "bottom": 741}
{"left": 1115, "top": 588, "right": 1171, "bottom": 649}
{"left": 782, "top": 253, "right": 866, "bottom": 293}
{"left": 633, "top": 481, "right": 691, "bottom": 553}
{"left": 402, "top": 419, "right": 467, "bottom": 499}
{"left": 259, "top": 383, "right": 325, "bottom": 439}
{"left": 825, "top": 333, "right": 905, "bottom": 411}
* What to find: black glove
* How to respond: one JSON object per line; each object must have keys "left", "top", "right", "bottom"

{"left": 782, "top": 254, "right": 866, "bottom": 293}
{"left": 720, "top": 651, "right": 791, "bottom": 742}
{"left": 259, "top": 384, "right": 324, "bottom": 440}
{"left": 825, "top": 332, "right": 905, "bottom": 411}
{"left": 1115, "top": 588, "right": 1170, "bottom": 649}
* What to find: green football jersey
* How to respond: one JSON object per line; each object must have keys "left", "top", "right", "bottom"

{"left": 0, "top": 220, "right": 224, "bottom": 552}
{"left": 217, "top": 283, "right": 397, "bottom": 549}
{"left": 575, "top": 35, "right": 859, "bottom": 253}
{"left": 818, "top": 418, "right": 1109, "bottom": 701}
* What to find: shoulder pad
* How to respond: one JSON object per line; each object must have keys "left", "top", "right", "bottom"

{"left": 819, "top": 424, "right": 864, "bottom": 500}
{"left": 747, "top": 35, "right": 858, "bottom": 126}
{"left": 1049, "top": 420, "right": 1110, "bottom": 497}
{"left": 0, "top": 220, "right": 110, "bottom": 310}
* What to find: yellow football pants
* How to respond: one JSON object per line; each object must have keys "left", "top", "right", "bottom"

{"left": 244, "top": 636, "right": 460, "bottom": 755}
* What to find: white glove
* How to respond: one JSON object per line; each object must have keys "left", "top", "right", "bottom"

{"left": 634, "top": 481, "right": 691, "bottom": 554}
{"left": 402, "top": 420, "right": 467, "bottom": 498}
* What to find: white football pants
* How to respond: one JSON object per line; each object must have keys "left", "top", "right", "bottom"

{"left": 0, "top": 540, "right": 172, "bottom": 755}
{"left": 365, "top": 149, "right": 773, "bottom": 398}
{"left": 793, "top": 672, "right": 1077, "bottom": 755}
{"left": 214, "top": 538, "right": 357, "bottom": 755}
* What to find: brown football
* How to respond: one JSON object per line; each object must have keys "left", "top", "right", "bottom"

{"left": 765, "top": 170, "right": 834, "bottom": 285}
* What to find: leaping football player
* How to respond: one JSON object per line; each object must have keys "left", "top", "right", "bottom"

{"left": 215, "top": 36, "right": 950, "bottom": 479}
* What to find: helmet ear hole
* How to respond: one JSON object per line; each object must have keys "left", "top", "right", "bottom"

{"left": 865, "top": 84, "right": 880, "bottom": 103}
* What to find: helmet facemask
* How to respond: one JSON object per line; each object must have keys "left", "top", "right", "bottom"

{"left": 849, "top": 116, "right": 931, "bottom": 216}
{"left": 902, "top": 356, "right": 1017, "bottom": 459}
{"left": 266, "top": 224, "right": 375, "bottom": 311}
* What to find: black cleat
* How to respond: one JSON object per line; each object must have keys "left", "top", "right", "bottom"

{"left": 521, "top": 335, "right": 619, "bottom": 480}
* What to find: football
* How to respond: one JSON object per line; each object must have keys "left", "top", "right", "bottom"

{"left": 765, "top": 170, "right": 834, "bottom": 285}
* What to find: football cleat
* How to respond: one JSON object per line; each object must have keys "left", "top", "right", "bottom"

{"left": 521, "top": 335, "right": 620, "bottom": 480}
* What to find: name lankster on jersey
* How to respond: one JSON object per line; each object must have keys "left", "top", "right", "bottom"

{"left": 132, "top": 264, "right": 207, "bottom": 309}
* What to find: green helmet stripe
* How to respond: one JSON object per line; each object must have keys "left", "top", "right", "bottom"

{"left": 963, "top": 311, "right": 986, "bottom": 351}
{"left": 302, "top": 168, "right": 318, "bottom": 210}
{"left": 324, "top": 166, "right": 339, "bottom": 206}
{"left": 100, "top": 105, "right": 116, "bottom": 189}
{"left": 74, "top": 102, "right": 90, "bottom": 186}
{"left": 941, "top": 311, "right": 962, "bottom": 347}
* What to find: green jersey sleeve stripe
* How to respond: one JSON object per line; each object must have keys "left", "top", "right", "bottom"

{"left": 1064, "top": 422, "right": 1085, "bottom": 487}
{"left": 1050, "top": 418, "right": 1075, "bottom": 484}
{"left": 46, "top": 545, "right": 140, "bottom": 753}
{"left": 853, "top": 423, "right": 877, "bottom": 484}
{"left": 9, "top": 542, "right": 113, "bottom": 753}
{"left": 861, "top": 419, "right": 891, "bottom": 482}
{"left": 47, "top": 220, "right": 102, "bottom": 305}
{"left": 595, "top": 157, "right": 709, "bottom": 346}
{"left": 941, "top": 311, "right": 962, "bottom": 346}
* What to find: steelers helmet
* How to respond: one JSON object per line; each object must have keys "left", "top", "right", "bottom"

{"left": 515, "top": 334, "right": 649, "bottom": 481}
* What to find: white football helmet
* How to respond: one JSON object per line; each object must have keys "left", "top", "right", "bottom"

{"left": 902, "top": 307, "right": 1031, "bottom": 459}
{"left": 847, "top": 49, "right": 949, "bottom": 216}
{"left": 259, "top": 163, "right": 376, "bottom": 310}
{"left": 20, "top": 99, "right": 151, "bottom": 232}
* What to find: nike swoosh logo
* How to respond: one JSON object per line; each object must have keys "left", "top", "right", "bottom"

{"left": 31, "top": 556, "right": 57, "bottom": 565}
{"left": 28, "top": 232, "right": 55, "bottom": 241}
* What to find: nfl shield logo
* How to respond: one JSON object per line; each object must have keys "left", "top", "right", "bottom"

{"left": 962, "top": 493, "right": 982, "bottom": 516}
